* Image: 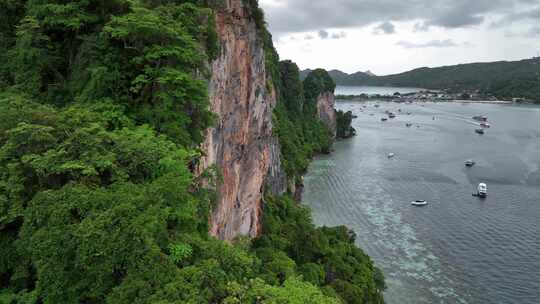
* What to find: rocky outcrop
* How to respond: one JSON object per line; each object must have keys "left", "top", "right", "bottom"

{"left": 316, "top": 92, "right": 337, "bottom": 137}
{"left": 198, "top": 0, "right": 285, "bottom": 241}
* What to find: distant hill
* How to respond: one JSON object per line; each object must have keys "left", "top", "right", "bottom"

{"left": 302, "top": 58, "right": 540, "bottom": 101}
{"left": 300, "top": 69, "right": 373, "bottom": 85}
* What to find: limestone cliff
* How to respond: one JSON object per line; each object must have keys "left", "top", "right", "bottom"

{"left": 199, "top": 0, "right": 285, "bottom": 241}
{"left": 316, "top": 92, "right": 337, "bottom": 137}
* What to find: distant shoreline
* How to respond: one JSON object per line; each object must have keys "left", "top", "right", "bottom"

{"left": 452, "top": 99, "right": 513, "bottom": 104}
{"left": 335, "top": 98, "right": 516, "bottom": 105}
{"left": 335, "top": 96, "right": 519, "bottom": 105}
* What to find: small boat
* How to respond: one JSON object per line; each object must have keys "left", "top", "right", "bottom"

{"left": 480, "top": 122, "right": 491, "bottom": 128}
{"left": 374, "top": 104, "right": 380, "bottom": 108}
{"left": 387, "top": 153, "right": 395, "bottom": 158}
{"left": 381, "top": 117, "right": 388, "bottom": 122}
{"left": 473, "top": 115, "right": 488, "bottom": 122}
{"left": 465, "top": 160, "right": 476, "bottom": 167}
{"left": 407, "top": 112, "right": 412, "bottom": 115}
{"left": 411, "top": 200, "right": 428, "bottom": 207}
{"left": 475, "top": 129, "right": 485, "bottom": 135}
{"left": 477, "top": 183, "right": 487, "bottom": 198}
{"left": 389, "top": 113, "right": 396, "bottom": 119}
{"left": 406, "top": 123, "right": 413, "bottom": 127}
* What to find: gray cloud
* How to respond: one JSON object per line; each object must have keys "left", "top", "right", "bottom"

{"left": 316, "top": 30, "right": 347, "bottom": 40}
{"left": 261, "top": 0, "right": 540, "bottom": 35}
{"left": 527, "top": 26, "right": 540, "bottom": 37}
{"left": 506, "top": 25, "right": 540, "bottom": 38}
{"left": 318, "top": 30, "right": 329, "bottom": 39}
{"left": 413, "top": 22, "right": 430, "bottom": 32}
{"left": 396, "top": 39, "right": 462, "bottom": 48}
{"left": 492, "top": 6, "right": 540, "bottom": 27}
{"left": 373, "top": 21, "right": 396, "bottom": 34}
{"left": 331, "top": 31, "right": 347, "bottom": 39}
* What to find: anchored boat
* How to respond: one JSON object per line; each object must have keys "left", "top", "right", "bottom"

{"left": 477, "top": 183, "right": 488, "bottom": 198}
{"left": 411, "top": 200, "right": 428, "bottom": 207}
{"left": 473, "top": 115, "right": 488, "bottom": 122}
{"left": 465, "top": 160, "right": 476, "bottom": 167}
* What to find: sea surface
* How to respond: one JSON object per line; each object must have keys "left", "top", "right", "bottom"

{"left": 302, "top": 98, "right": 540, "bottom": 304}
{"left": 336, "top": 85, "right": 425, "bottom": 96}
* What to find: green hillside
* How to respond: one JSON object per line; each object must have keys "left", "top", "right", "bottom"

{"left": 308, "top": 58, "right": 540, "bottom": 102}
{"left": 368, "top": 59, "right": 540, "bottom": 101}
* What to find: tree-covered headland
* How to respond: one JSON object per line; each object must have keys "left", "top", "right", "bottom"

{"left": 0, "top": 1, "right": 382, "bottom": 303}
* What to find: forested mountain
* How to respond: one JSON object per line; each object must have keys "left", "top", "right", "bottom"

{"left": 0, "top": 1, "right": 383, "bottom": 303}
{"left": 305, "top": 58, "right": 540, "bottom": 101}
{"left": 301, "top": 69, "right": 372, "bottom": 85}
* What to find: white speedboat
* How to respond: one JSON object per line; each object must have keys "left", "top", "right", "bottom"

{"left": 465, "top": 160, "right": 476, "bottom": 167}
{"left": 387, "top": 153, "right": 395, "bottom": 158}
{"left": 477, "top": 183, "right": 487, "bottom": 198}
{"left": 411, "top": 200, "right": 428, "bottom": 206}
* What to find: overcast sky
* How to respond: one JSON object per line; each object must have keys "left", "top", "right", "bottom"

{"left": 259, "top": 0, "right": 540, "bottom": 75}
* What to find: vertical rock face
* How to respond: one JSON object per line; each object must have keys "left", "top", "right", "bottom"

{"left": 265, "top": 137, "right": 288, "bottom": 196}
{"left": 199, "top": 0, "right": 284, "bottom": 240}
{"left": 317, "top": 92, "right": 337, "bottom": 137}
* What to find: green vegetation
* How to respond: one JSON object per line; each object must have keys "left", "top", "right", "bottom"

{"left": 253, "top": 196, "right": 386, "bottom": 304}
{"left": 272, "top": 61, "right": 334, "bottom": 182}
{"left": 0, "top": 1, "right": 384, "bottom": 303}
{"left": 322, "top": 59, "right": 540, "bottom": 102}
{"left": 303, "top": 69, "right": 337, "bottom": 101}
{"left": 368, "top": 59, "right": 540, "bottom": 102}
{"left": 336, "top": 111, "right": 356, "bottom": 139}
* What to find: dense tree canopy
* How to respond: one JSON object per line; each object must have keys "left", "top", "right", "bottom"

{"left": 272, "top": 61, "right": 333, "bottom": 182}
{"left": 303, "top": 69, "right": 337, "bottom": 102}
{"left": 0, "top": 1, "right": 384, "bottom": 303}
{"left": 336, "top": 111, "right": 356, "bottom": 139}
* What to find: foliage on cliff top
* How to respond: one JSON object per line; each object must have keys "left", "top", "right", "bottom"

{"left": 336, "top": 110, "right": 357, "bottom": 139}
{"left": 0, "top": 0, "right": 218, "bottom": 146}
{"left": 272, "top": 61, "right": 333, "bottom": 180}
{"left": 303, "top": 69, "right": 337, "bottom": 101}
